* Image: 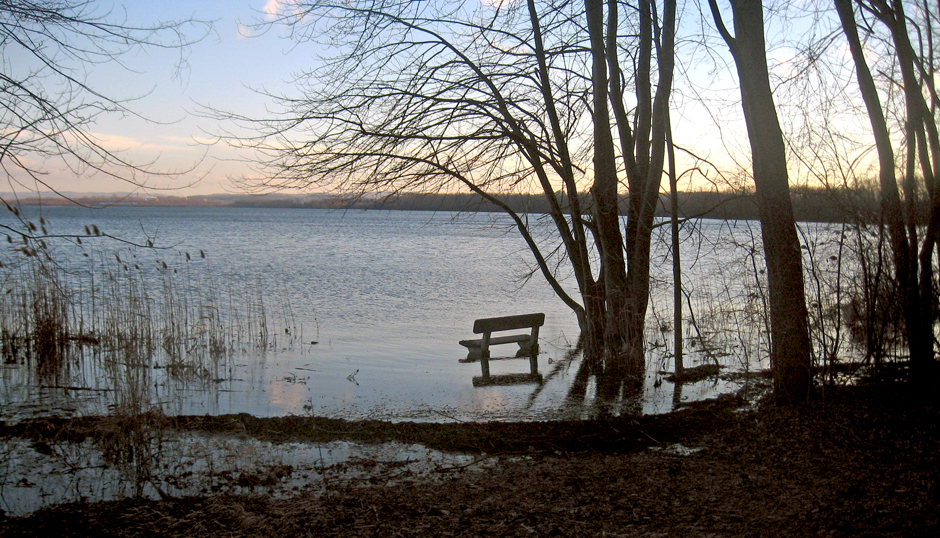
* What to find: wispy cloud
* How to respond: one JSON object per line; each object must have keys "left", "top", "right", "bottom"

{"left": 263, "top": 0, "right": 282, "bottom": 19}
{"left": 261, "top": 0, "right": 307, "bottom": 23}
{"left": 237, "top": 22, "right": 254, "bottom": 39}
{"left": 87, "top": 132, "right": 204, "bottom": 155}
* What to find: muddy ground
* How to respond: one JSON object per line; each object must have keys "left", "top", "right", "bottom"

{"left": 1, "top": 381, "right": 938, "bottom": 537}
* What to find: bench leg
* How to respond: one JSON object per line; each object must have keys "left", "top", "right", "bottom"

{"left": 527, "top": 327, "right": 540, "bottom": 375}
{"left": 480, "top": 332, "right": 491, "bottom": 379}
{"left": 514, "top": 340, "right": 539, "bottom": 374}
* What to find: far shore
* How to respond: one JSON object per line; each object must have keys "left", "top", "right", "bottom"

{"left": 11, "top": 187, "right": 899, "bottom": 224}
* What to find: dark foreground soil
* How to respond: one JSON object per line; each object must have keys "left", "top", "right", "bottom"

{"left": 1, "top": 383, "right": 938, "bottom": 537}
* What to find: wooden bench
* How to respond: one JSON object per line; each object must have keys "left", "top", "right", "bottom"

{"left": 458, "top": 313, "right": 544, "bottom": 387}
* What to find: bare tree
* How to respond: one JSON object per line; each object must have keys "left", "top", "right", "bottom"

{"left": 219, "top": 0, "right": 676, "bottom": 400}
{"left": 0, "top": 0, "right": 210, "bottom": 206}
{"left": 707, "top": 0, "right": 813, "bottom": 404}
{"left": 833, "top": 0, "right": 913, "bottom": 370}
{"left": 833, "top": 0, "right": 940, "bottom": 381}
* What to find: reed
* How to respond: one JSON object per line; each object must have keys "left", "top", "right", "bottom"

{"left": 0, "top": 216, "right": 290, "bottom": 388}
{"left": 0, "top": 213, "right": 302, "bottom": 499}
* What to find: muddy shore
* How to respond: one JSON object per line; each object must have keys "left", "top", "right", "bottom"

{"left": 1, "top": 382, "right": 938, "bottom": 537}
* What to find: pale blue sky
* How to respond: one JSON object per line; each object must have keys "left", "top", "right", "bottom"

{"left": 19, "top": 1, "right": 874, "bottom": 197}
{"left": 22, "top": 0, "right": 308, "bottom": 195}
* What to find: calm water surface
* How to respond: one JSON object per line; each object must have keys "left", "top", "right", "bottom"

{"left": 1, "top": 206, "right": 787, "bottom": 422}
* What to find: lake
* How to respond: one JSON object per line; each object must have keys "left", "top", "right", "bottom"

{"left": 0, "top": 206, "right": 842, "bottom": 423}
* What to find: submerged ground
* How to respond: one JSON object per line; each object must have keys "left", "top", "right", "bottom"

{"left": 1, "top": 381, "right": 938, "bottom": 537}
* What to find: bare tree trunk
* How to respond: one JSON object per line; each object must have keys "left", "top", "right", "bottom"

{"left": 525, "top": 0, "right": 602, "bottom": 358}
{"left": 893, "top": 10, "right": 938, "bottom": 376}
{"left": 708, "top": 0, "right": 812, "bottom": 404}
{"left": 834, "top": 0, "right": 919, "bottom": 377}
{"left": 583, "top": 0, "right": 677, "bottom": 399}
{"left": 602, "top": 0, "right": 677, "bottom": 392}
{"left": 667, "top": 109, "right": 683, "bottom": 373}
{"left": 896, "top": 27, "right": 934, "bottom": 374}
{"left": 859, "top": 0, "right": 939, "bottom": 377}
{"left": 586, "top": 0, "right": 630, "bottom": 375}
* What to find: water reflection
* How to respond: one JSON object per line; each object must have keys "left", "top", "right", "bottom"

{"left": 0, "top": 314, "right": 762, "bottom": 425}
{"left": 0, "top": 434, "right": 493, "bottom": 517}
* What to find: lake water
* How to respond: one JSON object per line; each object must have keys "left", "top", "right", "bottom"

{"left": 1, "top": 206, "right": 841, "bottom": 423}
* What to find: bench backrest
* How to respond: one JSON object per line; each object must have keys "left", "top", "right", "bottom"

{"left": 473, "top": 313, "right": 545, "bottom": 334}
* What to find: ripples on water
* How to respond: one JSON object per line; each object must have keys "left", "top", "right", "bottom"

{"left": 0, "top": 206, "right": 846, "bottom": 424}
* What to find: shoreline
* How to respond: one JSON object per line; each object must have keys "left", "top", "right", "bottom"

{"left": 1, "top": 383, "right": 937, "bottom": 536}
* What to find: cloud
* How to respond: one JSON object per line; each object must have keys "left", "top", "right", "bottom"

{"left": 237, "top": 22, "right": 254, "bottom": 39}
{"left": 259, "top": 0, "right": 307, "bottom": 24}
{"left": 263, "top": 0, "right": 282, "bottom": 19}
{"left": 66, "top": 132, "right": 208, "bottom": 164}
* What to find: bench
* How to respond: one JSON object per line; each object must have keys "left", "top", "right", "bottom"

{"left": 458, "top": 313, "right": 544, "bottom": 386}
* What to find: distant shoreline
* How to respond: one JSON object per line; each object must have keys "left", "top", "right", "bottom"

{"left": 10, "top": 188, "right": 897, "bottom": 224}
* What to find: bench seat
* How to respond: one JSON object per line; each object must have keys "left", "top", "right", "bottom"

{"left": 458, "top": 334, "right": 535, "bottom": 362}
{"left": 459, "top": 334, "right": 532, "bottom": 349}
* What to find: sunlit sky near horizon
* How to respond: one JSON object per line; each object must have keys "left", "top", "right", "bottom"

{"left": 9, "top": 1, "right": 872, "bottom": 198}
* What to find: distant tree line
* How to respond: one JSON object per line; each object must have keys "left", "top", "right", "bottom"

{"left": 227, "top": 187, "right": 921, "bottom": 225}
{"left": 19, "top": 184, "right": 926, "bottom": 225}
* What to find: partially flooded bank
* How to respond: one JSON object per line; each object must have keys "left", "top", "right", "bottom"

{"left": 1, "top": 383, "right": 937, "bottom": 537}
{"left": 0, "top": 432, "right": 496, "bottom": 518}
{"left": 0, "top": 387, "right": 760, "bottom": 517}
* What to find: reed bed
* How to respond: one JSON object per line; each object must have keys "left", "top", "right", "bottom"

{"left": 0, "top": 220, "right": 290, "bottom": 393}
{"left": 0, "top": 215, "right": 301, "bottom": 498}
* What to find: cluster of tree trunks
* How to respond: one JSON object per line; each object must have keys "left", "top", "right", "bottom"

{"left": 834, "top": 0, "right": 940, "bottom": 386}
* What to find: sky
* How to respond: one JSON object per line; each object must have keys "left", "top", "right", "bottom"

{"left": 13, "top": 0, "right": 308, "bottom": 196}
{"left": 9, "top": 0, "right": 868, "bottom": 198}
